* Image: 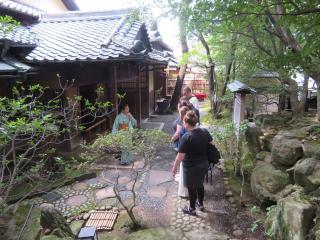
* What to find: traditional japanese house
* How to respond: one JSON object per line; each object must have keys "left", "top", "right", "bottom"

{"left": 0, "top": 1, "right": 171, "bottom": 150}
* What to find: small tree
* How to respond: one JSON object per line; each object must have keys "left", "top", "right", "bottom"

{"left": 0, "top": 80, "right": 119, "bottom": 208}
{"left": 83, "top": 129, "right": 170, "bottom": 229}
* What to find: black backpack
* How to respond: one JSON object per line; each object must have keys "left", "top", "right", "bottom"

{"left": 201, "top": 128, "right": 221, "bottom": 165}
{"left": 207, "top": 143, "right": 221, "bottom": 165}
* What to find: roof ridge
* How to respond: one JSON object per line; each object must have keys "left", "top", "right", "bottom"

{"left": 41, "top": 9, "right": 131, "bottom": 22}
{"left": 101, "top": 16, "right": 128, "bottom": 49}
{"left": 0, "top": 0, "right": 43, "bottom": 18}
{"left": 10, "top": 0, "right": 44, "bottom": 12}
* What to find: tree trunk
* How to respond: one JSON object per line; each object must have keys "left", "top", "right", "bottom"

{"left": 197, "top": 31, "right": 215, "bottom": 112}
{"left": 169, "top": 0, "right": 190, "bottom": 111}
{"left": 288, "top": 79, "right": 304, "bottom": 119}
{"left": 317, "top": 82, "right": 320, "bottom": 121}
{"left": 301, "top": 73, "right": 309, "bottom": 111}
{"left": 169, "top": 55, "right": 188, "bottom": 111}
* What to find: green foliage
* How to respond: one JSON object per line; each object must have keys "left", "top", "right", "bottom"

{"left": 250, "top": 219, "right": 262, "bottom": 233}
{"left": 0, "top": 82, "right": 115, "bottom": 206}
{"left": 251, "top": 205, "right": 262, "bottom": 215}
{"left": 0, "top": 15, "right": 20, "bottom": 33}
{"left": 83, "top": 129, "right": 170, "bottom": 164}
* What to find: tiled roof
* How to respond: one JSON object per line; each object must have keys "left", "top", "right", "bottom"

{"left": 0, "top": 0, "right": 42, "bottom": 18}
{"left": 0, "top": 25, "right": 38, "bottom": 46}
{"left": 25, "top": 10, "right": 155, "bottom": 62}
{"left": 148, "top": 50, "right": 174, "bottom": 64}
{"left": 0, "top": 57, "right": 37, "bottom": 74}
{"left": 227, "top": 80, "right": 256, "bottom": 94}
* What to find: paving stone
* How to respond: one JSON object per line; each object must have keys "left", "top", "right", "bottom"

{"left": 148, "top": 170, "right": 173, "bottom": 186}
{"left": 233, "top": 229, "right": 243, "bottom": 237}
{"left": 176, "top": 219, "right": 182, "bottom": 224}
{"left": 118, "top": 176, "right": 131, "bottom": 184}
{"left": 147, "top": 186, "right": 167, "bottom": 198}
{"left": 42, "top": 192, "right": 62, "bottom": 202}
{"left": 95, "top": 187, "right": 115, "bottom": 200}
{"left": 126, "top": 181, "right": 142, "bottom": 190}
{"left": 83, "top": 213, "right": 91, "bottom": 220}
{"left": 225, "top": 190, "right": 233, "bottom": 197}
{"left": 134, "top": 160, "right": 145, "bottom": 169}
{"left": 65, "top": 195, "right": 87, "bottom": 207}
{"left": 73, "top": 182, "right": 89, "bottom": 191}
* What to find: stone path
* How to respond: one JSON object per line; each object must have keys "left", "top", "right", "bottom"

{"left": 26, "top": 106, "right": 266, "bottom": 239}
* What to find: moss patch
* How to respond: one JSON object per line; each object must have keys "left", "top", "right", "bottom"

{"left": 127, "top": 228, "right": 173, "bottom": 240}
{"left": 21, "top": 207, "right": 41, "bottom": 240}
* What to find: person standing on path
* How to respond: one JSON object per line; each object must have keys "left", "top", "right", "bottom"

{"left": 183, "top": 86, "right": 199, "bottom": 111}
{"left": 171, "top": 106, "right": 190, "bottom": 198}
{"left": 112, "top": 103, "right": 137, "bottom": 165}
{"left": 172, "top": 111, "right": 215, "bottom": 215}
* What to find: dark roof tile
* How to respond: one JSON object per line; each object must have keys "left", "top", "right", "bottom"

{"left": 0, "top": 25, "right": 38, "bottom": 46}
{"left": 0, "top": 0, "right": 42, "bottom": 18}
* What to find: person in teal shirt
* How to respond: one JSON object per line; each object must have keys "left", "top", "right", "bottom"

{"left": 112, "top": 103, "right": 137, "bottom": 165}
{"left": 112, "top": 103, "right": 137, "bottom": 133}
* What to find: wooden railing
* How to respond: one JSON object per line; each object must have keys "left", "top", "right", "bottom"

{"left": 84, "top": 118, "right": 108, "bottom": 143}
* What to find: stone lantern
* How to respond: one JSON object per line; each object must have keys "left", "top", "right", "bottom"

{"left": 227, "top": 80, "right": 256, "bottom": 130}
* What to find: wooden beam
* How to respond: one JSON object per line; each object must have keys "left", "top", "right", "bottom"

{"left": 109, "top": 65, "right": 118, "bottom": 129}
{"left": 137, "top": 64, "right": 142, "bottom": 127}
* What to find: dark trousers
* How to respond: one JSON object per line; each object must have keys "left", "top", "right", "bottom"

{"left": 188, "top": 186, "right": 204, "bottom": 209}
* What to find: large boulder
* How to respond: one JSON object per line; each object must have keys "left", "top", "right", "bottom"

{"left": 302, "top": 140, "right": 320, "bottom": 158}
{"left": 265, "top": 189, "right": 316, "bottom": 240}
{"left": 260, "top": 114, "right": 290, "bottom": 129}
{"left": 311, "top": 210, "right": 320, "bottom": 240}
{"left": 251, "top": 162, "right": 290, "bottom": 203}
{"left": 245, "top": 122, "right": 263, "bottom": 156}
{"left": 271, "top": 131, "right": 304, "bottom": 167}
{"left": 294, "top": 152, "right": 320, "bottom": 192}
{"left": 40, "top": 204, "right": 74, "bottom": 238}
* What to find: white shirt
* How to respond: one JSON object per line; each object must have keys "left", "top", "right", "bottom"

{"left": 189, "top": 96, "right": 199, "bottom": 110}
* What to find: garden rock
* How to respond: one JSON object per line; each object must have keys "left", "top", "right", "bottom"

{"left": 261, "top": 115, "right": 284, "bottom": 128}
{"left": 271, "top": 132, "right": 303, "bottom": 167}
{"left": 302, "top": 140, "right": 320, "bottom": 158}
{"left": 294, "top": 153, "right": 320, "bottom": 192}
{"left": 261, "top": 133, "right": 276, "bottom": 152}
{"left": 251, "top": 162, "right": 290, "bottom": 203}
{"left": 70, "top": 220, "right": 84, "bottom": 235}
{"left": 40, "top": 204, "right": 74, "bottom": 238}
{"left": 233, "top": 229, "right": 243, "bottom": 237}
{"left": 265, "top": 190, "right": 315, "bottom": 240}
{"left": 82, "top": 213, "right": 91, "bottom": 220}
{"left": 245, "top": 122, "right": 262, "bottom": 156}
{"left": 256, "top": 151, "right": 272, "bottom": 163}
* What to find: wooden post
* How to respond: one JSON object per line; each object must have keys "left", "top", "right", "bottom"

{"left": 137, "top": 64, "right": 142, "bottom": 127}
{"left": 109, "top": 65, "right": 118, "bottom": 129}
{"left": 233, "top": 93, "right": 246, "bottom": 131}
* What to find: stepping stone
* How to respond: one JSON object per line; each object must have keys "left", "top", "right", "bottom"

{"left": 118, "top": 176, "right": 131, "bottom": 184}
{"left": 147, "top": 186, "right": 167, "bottom": 198}
{"left": 126, "top": 181, "right": 142, "bottom": 190}
{"left": 95, "top": 187, "right": 115, "bottom": 200}
{"left": 86, "top": 177, "right": 103, "bottom": 185}
{"left": 66, "top": 195, "right": 87, "bottom": 207}
{"left": 148, "top": 170, "right": 172, "bottom": 186}
{"left": 73, "top": 182, "right": 89, "bottom": 191}
{"left": 42, "top": 192, "right": 61, "bottom": 202}
{"left": 133, "top": 160, "right": 145, "bottom": 169}
{"left": 225, "top": 191, "right": 233, "bottom": 197}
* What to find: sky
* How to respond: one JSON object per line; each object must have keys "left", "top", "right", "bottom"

{"left": 75, "top": 0, "right": 181, "bottom": 56}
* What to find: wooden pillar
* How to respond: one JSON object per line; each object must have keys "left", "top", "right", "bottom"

{"left": 137, "top": 64, "right": 142, "bottom": 127}
{"left": 233, "top": 92, "right": 246, "bottom": 130}
{"left": 109, "top": 65, "right": 118, "bottom": 129}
